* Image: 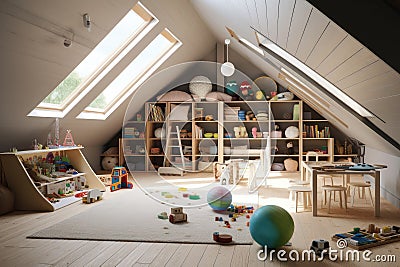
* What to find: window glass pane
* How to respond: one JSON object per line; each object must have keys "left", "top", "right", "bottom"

{"left": 88, "top": 33, "right": 174, "bottom": 110}
{"left": 41, "top": 9, "right": 146, "bottom": 107}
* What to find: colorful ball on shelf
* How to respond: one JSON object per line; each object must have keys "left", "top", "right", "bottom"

{"left": 249, "top": 205, "right": 294, "bottom": 248}
{"left": 207, "top": 186, "right": 232, "bottom": 211}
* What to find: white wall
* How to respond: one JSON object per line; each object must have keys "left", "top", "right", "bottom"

{"left": 365, "top": 147, "right": 400, "bottom": 208}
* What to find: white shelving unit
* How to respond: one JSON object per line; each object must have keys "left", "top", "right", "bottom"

{"left": 0, "top": 147, "right": 105, "bottom": 211}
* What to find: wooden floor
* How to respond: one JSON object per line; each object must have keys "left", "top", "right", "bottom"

{"left": 1, "top": 173, "right": 399, "bottom": 266}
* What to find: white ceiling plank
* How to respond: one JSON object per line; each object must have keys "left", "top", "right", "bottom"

{"left": 295, "top": 8, "right": 329, "bottom": 62}
{"left": 306, "top": 22, "right": 347, "bottom": 69}
{"left": 345, "top": 71, "right": 400, "bottom": 101}
{"left": 245, "top": 0, "right": 260, "bottom": 32}
{"left": 326, "top": 48, "right": 379, "bottom": 83}
{"left": 316, "top": 35, "right": 363, "bottom": 76}
{"left": 335, "top": 60, "right": 393, "bottom": 89}
{"left": 286, "top": 0, "right": 312, "bottom": 55}
{"left": 364, "top": 95, "right": 400, "bottom": 142}
{"left": 254, "top": 0, "right": 268, "bottom": 37}
{"left": 276, "top": 0, "right": 295, "bottom": 49}
{"left": 266, "top": 0, "right": 280, "bottom": 43}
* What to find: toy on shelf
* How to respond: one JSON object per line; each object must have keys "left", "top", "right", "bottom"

{"left": 239, "top": 81, "right": 253, "bottom": 100}
{"left": 82, "top": 189, "right": 103, "bottom": 204}
{"left": 169, "top": 207, "right": 187, "bottom": 223}
{"left": 110, "top": 167, "right": 133, "bottom": 192}
{"left": 63, "top": 130, "right": 75, "bottom": 146}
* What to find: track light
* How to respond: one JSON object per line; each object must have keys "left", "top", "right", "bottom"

{"left": 83, "top": 13, "right": 91, "bottom": 32}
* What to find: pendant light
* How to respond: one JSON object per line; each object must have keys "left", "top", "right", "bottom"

{"left": 221, "top": 39, "right": 235, "bottom": 76}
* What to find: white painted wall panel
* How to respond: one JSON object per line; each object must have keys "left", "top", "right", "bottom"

{"left": 286, "top": 0, "right": 312, "bottom": 55}
{"left": 266, "top": 0, "right": 280, "bottom": 43}
{"left": 254, "top": 0, "right": 268, "bottom": 37}
{"left": 306, "top": 22, "right": 347, "bottom": 69}
{"left": 316, "top": 35, "right": 363, "bottom": 76}
{"left": 295, "top": 8, "right": 329, "bottom": 62}
{"left": 276, "top": 0, "right": 295, "bottom": 49}
{"left": 326, "top": 48, "right": 379, "bottom": 83}
{"left": 335, "top": 60, "right": 393, "bottom": 89}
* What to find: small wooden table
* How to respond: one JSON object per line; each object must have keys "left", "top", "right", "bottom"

{"left": 301, "top": 161, "right": 386, "bottom": 217}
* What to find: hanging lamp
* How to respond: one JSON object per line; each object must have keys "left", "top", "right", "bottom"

{"left": 221, "top": 39, "right": 235, "bottom": 76}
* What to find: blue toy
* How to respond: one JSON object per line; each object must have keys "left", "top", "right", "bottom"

{"left": 249, "top": 205, "right": 294, "bottom": 248}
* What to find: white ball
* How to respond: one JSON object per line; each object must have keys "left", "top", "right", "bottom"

{"left": 154, "top": 128, "right": 165, "bottom": 138}
{"left": 285, "top": 126, "right": 299, "bottom": 138}
{"left": 189, "top": 76, "right": 212, "bottom": 99}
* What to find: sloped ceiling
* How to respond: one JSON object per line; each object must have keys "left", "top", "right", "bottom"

{"left": 0, "top": 0, "right": 217, "bottom": 167}
{"left": 191, "top": 0, "right": 400, "bottom": 156}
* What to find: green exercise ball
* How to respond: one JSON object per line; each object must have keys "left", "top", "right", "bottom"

{"left": 249, "top": 205, "right": 294, "bottom": 248}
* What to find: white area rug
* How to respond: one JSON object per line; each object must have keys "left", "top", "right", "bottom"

{"left": 28, "top": 185, "right": 257, "bottom": 244}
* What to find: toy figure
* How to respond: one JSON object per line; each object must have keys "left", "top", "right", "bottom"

{"left": 255, "top": 90, "right": 265, "bottom": 100}
{"left": 239, "top": 81, "right": 253, "bottom": 100}
{"left": 286, "top": 141, "right": 294, "bottom": 155}
{"left": 226, "top": 81, "right": 238, "bottom": 96}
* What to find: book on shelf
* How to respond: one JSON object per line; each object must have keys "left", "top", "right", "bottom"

{"left": 303, "top": 125, "right": 330, "bottom": 138}
{"left": 148, "top": 104, "right": 165, "bottom": 121}
{"left": 194, "top": 125, "right": 203, "bottom": 138}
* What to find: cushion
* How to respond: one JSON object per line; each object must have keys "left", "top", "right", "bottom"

{"left": 206, "top": 92, "right": 232, "bottom": 102}
{"left": 0, "top": 185, "right": 14, "bottom": 215}
{"left": 157, "top": 91, "right": 192, "bottom": 102}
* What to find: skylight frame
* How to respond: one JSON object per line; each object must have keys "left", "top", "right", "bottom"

{"left": 77, "top": 28, "right": 182, "bottom": 120}
{"left": 28, "top": 2, "right": 158, "bottom": 118}
{"left": 254, "top": 31, "right": 375, "bottom": 118}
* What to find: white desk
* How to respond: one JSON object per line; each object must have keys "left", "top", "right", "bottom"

{"left": 301, "top": 161, "right": 385, "bottom": 217}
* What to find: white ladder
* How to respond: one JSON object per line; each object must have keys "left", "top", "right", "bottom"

{"left": 164, "top": 125, "right": 186, "bottom": 171}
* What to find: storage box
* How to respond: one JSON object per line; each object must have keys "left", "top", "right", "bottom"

{"left": 270, "top": 131, "right": 282, "bottom": 138}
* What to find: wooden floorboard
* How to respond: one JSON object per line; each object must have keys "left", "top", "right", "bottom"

{"left": 1, "top": 174, "right": 399, "bottom": 267}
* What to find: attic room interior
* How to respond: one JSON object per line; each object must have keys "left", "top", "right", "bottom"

{"left": 0, "top": 0, "right": 399, "bottom": 265}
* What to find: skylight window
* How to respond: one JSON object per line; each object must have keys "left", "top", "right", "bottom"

{"left": 28, "top": 2, "right": 157, "bottom": 118}
{"left": 254, "top": 32, "right": 375, "bottom": 118}
{"left": 77, "top": 29, "right": 181, "bottom": 120}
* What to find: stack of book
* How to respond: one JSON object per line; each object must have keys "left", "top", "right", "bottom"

{"left": 304, "top": 125, "right": 330, "bottom": 138}
{"left": 194, "top": 125, "right": 203, "bottom": 138}
{"left": 224, "top": 106, "right": 240, "bottom": 121}
{"left": 123, "top": 127, "right": 136, "bottom": 138}
{"left": 148, "top": 104, "right": 165, "bottom": 121}
{"left": 256, "top": 111, "right": 269, "bottom": 121}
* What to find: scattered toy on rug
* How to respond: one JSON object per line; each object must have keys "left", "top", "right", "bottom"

{"left": 310, "top": 239, "right": 330, "bottom": 256}
{"left": 169, "top": 207, "right": 187, "bottom": 224}
{"left": 213, "top": 232, "right": 232, "bottom": 243}
{"left": 158, "top": 212, "right": 168, "bottom": 220}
